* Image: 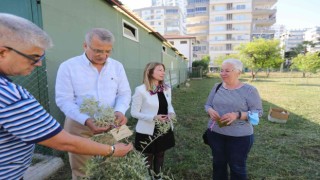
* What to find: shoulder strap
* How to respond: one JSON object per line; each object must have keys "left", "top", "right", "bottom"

{"left": 215, "top": 82, "right": 222, "bottom": 93}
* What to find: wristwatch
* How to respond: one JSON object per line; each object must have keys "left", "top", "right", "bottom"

{"left": 238, "top": 111, "right": 242, "bottom": 119}
{"left": 107, "top": 145, "right": 115, "bottom": 157}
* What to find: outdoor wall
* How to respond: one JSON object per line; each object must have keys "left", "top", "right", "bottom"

{"left": 162, "top": 48, "right": 188, "bottom": 87}
{"left": 0, "top": 0, "right": 51, "bottom": 112}
{"left": 41, "top": 0, "right": 187, "bottom": 121}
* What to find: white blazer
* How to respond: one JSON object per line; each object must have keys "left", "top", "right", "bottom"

{"left": 131, "top": 84, "right": 175, "bottom": 135}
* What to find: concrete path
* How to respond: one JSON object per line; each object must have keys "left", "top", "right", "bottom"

{"left": 24, "top": 154, "right": 64, "bottom": 180}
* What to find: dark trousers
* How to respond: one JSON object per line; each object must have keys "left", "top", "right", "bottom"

{"left": 207, "top": 131, "right": 254, "bottom": 180}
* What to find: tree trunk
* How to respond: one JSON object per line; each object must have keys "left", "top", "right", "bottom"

{"left": 302, "top": 72, "right": 306, "bottom": 78}
{"left": 251, "top": 70, "right": 255, "bottom": 80}
{"left": 266, "top": 68, "right": 270, "bottom": 78}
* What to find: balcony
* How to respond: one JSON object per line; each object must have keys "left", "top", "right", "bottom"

{"left": 187, "top": 30, "right": 209, "bottom": 36}
{"left": 253, "top": 17, "right": 276, "bottom": 25}
{"left": 186, "top": 11, "right": 209, "bottom": 17}
{"left": 253, "top": 0, "right": 277, "bottom": 6}
{"left": 210, "top": 47, "right": 234, "bottom": 51}
{"left": 209, "top": 28, "right": 250, "bottom": 34}
{"left": 210, "top": 18, "right": 252, "bottom": 25}
{"left": 209, "top": 38, "right": 250, "bottom": 44}
{"left": 211, "top": 8, "right": 251, "bottom": 14}
{"left": 252, "top": 28, "right": 275, "bottom": 34}
{"left": 186, "top": 21, "right": 209, "bottom": 28}
{"left": 210, "top": 0, "right": 250, "bottom": 4}
{"left": 252, "top": 8, "right": 277, "bottom": 15}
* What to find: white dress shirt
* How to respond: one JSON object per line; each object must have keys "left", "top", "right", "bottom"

{"left": 55, "top": 53, "right": 131, "bottom": 125}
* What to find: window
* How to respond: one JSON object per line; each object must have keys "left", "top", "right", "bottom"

{"left": 214, "top": 36, "right": 225, "bottom": 41}
{"left": 170, "top": 41, "right": 174, "bottom": 45}
{"left": 226, "top": 24, "right": 232, "bottom": 30}
{"left": 195, "top": 7, "right": 207, "bottom": 14}
{"left": 214, "top": 26, "right": 225, "bottom": 31}
{"left": 180, "top": 41, "right": 187, "bottom": 44}
{"left": 226, "top": 44, "right": 232, "bottom": 50}
{"left": 193, "top": 46, "right": 201, "bottom": 51}
{"left": 162, "top": 46, "right": 167, "bottom": 52}
{"left": 236, "top": 5, "right": 246, "bottom": 9}
{"left": 122, "top": 19, "right": 139, "bottom": 42}
{"left": 166, "top": 9, "right": 178, "bottom": 14}
{"left": 234, "top": 14, "right": 246, "bottom": 20}
{"left": 226, "top": 34, "right": 232, "bottom": 40}
{"left": 215, "top": 16, "right": 224, "bottom": 21}
{"left": 227, "top": 14, "right": 233, "bottom": 21}
{"left": 214, "top": 5, "right": 225, "bottom": 11}
{"left": 188, "top": 0, "right": 209, "bottom": 4}
{"left": 187, "top": 9, "right": 194, "bottom": 14}
{"left": 166, "top": 21, "right": 179, "bottom": 26}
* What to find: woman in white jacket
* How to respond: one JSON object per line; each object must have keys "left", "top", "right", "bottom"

{"left": 131, "top": 62, "right": 175, "bottom": 179}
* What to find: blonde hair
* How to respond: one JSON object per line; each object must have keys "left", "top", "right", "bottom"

{"left": 143, "top": 62, "right": 166, "bottom": 91}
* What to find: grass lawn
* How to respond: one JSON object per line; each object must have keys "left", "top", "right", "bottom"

{"left": 47, "top": 72, "right": 320, "bottom": 180}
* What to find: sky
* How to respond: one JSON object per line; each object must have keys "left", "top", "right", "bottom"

{"left": 120, "top": 0, "right": 320, "bottom": 30}
{"left": 276, "top": 0, "right": 320, "bottom": 29}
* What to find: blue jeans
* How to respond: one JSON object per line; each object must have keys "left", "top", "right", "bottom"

{"left": 207, "top": 131, "right": 254, "bottom": 180}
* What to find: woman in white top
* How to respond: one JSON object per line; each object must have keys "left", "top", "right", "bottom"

{"left": 131, "top": 62, "right": 175, "bottom": 179}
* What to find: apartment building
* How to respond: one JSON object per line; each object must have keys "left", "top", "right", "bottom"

{"left": 281, "top": 29, "right": 307, "bottom": 52}
{"left": 134, "top": 0, "right": 278, "bottom": 66}
{"left": 186, "top": 0, "right": 210, "bottom": 60}
{"left": 207, "top": 0, "right": 277, "bottom": 65}
{"left": 304, "top": 27, "right": 320, "bottom": 53}
{"left": 152, "top": 0, "right": 187, "bottom": 7}
{"left": 133, "top": 0, "right": 186, "bottom": 35}
{"left": 251, "top": 0, "right": 277, "bottom": 39}
{"left": 271, "top": 24, "right": 286, "bottom": 39}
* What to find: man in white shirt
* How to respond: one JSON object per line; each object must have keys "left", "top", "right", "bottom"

{"left": 55, "top": 28, "right": 131, "bottom": 179}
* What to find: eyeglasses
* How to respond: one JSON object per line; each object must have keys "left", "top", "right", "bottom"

{"left": 220, "top": 69, "right": 235, "bottom": 73}
{"left": 4, "top": 46, "right": 46, "bottom": 64}
{"left": 88, "top": 45, "right": 112, "bottom": 55}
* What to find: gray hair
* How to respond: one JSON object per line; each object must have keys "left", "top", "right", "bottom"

{"left": 85, "top": 28, "right": 115, "bottom": 45}
{"left": 222, "top": 59, "right": 243, "bottom": 72}
{"left": 0, "top": 13, "right": 53, "bottom": 49}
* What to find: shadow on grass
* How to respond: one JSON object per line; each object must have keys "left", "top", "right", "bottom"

{"left": 285, "top": 83, "right": 320, "bottom": 87}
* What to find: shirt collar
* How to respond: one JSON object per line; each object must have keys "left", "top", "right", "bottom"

{"left": 81, "top": 53, "right": 109, "bottom": 67}
{"left": 0, "top": 73, "right": 12, "bottom": 82}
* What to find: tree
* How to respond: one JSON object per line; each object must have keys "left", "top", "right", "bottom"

{"left": 291, "top": 52, "right": 320, "bottom": 77}
{"left": 192, "top": 55, "right": 210, "bottom": 73}
{"left": 237, "top": 38, "right": 282, "bottom": 79}
{"left": 214, "top": 54, "right": 241, "bottom": 68}
{"left": 290, "top": 41, "right": 316, "bottom": 56}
